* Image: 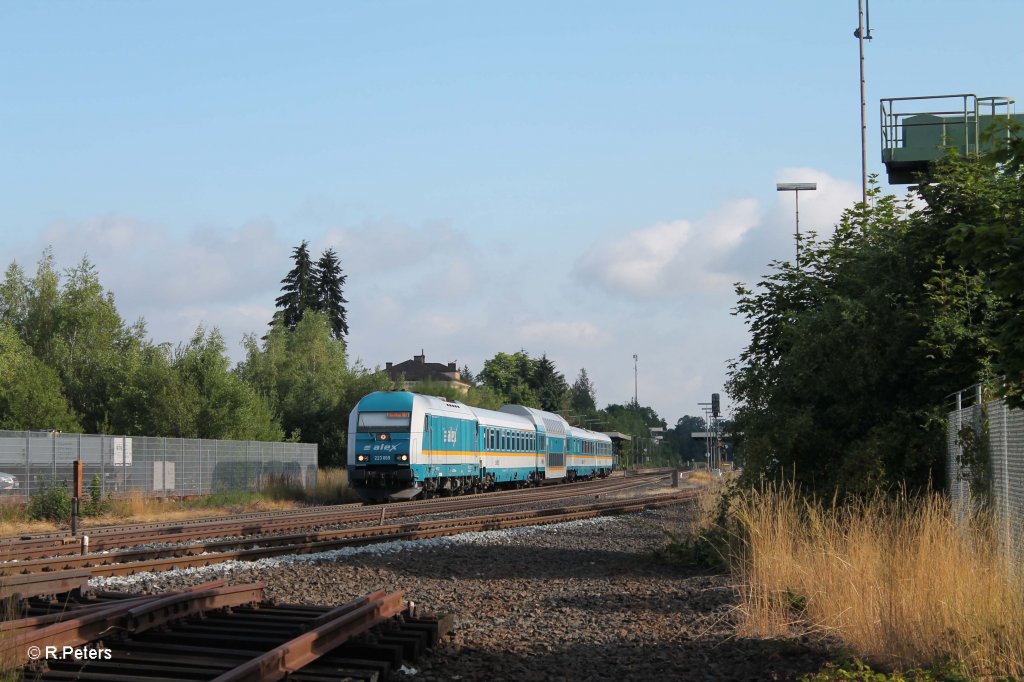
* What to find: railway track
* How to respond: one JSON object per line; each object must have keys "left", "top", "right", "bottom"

{"left": 1, "top": 471, "right": 697, "bottom": 680}
{"left": 1, "top": 472, "right": 669, "bottom": 561}
{"left": 1, "top": 472, "right": 698, "bottom": 601}
{"left": 3, "top": 471, "right": 661, "bottom": 545}
{"left": 4, "top": 579, "right": 452, "bottom": 681}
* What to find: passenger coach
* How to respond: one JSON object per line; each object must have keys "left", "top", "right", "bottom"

{"left": 347, "top": 391, "right": 613, "bottom": 502}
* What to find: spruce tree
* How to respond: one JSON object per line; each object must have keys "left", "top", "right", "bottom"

{"left": 535, "top": 354, "right": 569, "bottom": 412}
{"left": 274, "top": 241, "right": 316, "bottom": 331}
{"left": 314, "top": 248, "right": 349, "bottom": 339}
{"left": 569, "top": 367, "right": 597, "bottom": 413}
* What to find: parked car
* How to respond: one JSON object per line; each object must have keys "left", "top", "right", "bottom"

{"left": 0, "top": 472, "right": 19, "bottom": 490}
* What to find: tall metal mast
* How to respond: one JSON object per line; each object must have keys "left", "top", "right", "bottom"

{"left": 856, "top": 0, "right": 873, "bottom": 206}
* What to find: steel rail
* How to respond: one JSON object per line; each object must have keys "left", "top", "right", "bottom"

{"left": 10, "top": 589, "right": 449, "bottom": 682}
{"left": 0, "top": 470, "right": 653, "bottom": 547}
{"left": 0, "top": 489, "right": 698, "bottom": 585}
{"left": 0, "top": 580, "right": 227, "bottom": 637}
{"left": 2, "top": 581, "right": 263, "bottom": 667}
{"left": 0, "top": 568, "right": 92, "bottom": 601}
{"left": 210, "top": 591, "right": 406, "bottom": 682}
{"left": 2, "top": 474, "right": 668, "bottom": 561}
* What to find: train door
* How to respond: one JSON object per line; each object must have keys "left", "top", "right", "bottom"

{"left": 535, "top": 431, "right": 545, "bottom": 480}
{"left": 547, "top": 436, "right": 565, "bottom": 479}
{"left": 424, "top": 415, "right": 433, "bottom": 470}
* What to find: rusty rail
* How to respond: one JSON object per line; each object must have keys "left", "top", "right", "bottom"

{"left": 2, "top": 580, "right": 261, "bottom": 667}
{"left": 9, "top": 588, "right": 448, "bottom": 681}
{"left": 211, "top": 591, "right": 406, "bottom": 682}
{"left": 0, "top": 489, "right": 697, "bottom": 593}
{"left": 1, "top": 473, "right": 665, "bottom": 561}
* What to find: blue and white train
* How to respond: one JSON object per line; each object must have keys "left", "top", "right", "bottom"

{"left": 347, "top": 391, "right": 614, "bottom": 502}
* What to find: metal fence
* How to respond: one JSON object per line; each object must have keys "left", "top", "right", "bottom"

{"left": 947, "top": 385, "right": 1024, "bottom": 553}
{"left": 0, "top": 430, "right": 318, "bottom": 501}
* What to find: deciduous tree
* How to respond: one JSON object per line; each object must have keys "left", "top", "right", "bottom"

{"left": 0, "top": 323, "right": 80, "bottom": 431}
{"left": 728, "top": 176, "right": 1001, "bottom": 496}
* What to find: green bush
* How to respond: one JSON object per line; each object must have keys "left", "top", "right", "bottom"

{"left": 655, "top": 527, "right": 731, "bottom": 571}
{"left": 82, "top": 474, "right": 109, "bottom": 516}
{"left": 802, "top": 659, "right": 972, "bottom": 682}
{"left": 27, "top": 480, "right": 72, "bottom": 522}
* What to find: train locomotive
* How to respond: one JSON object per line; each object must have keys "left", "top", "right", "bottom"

{"left": 347, "top": 391, "right": 614, "bottom": 503}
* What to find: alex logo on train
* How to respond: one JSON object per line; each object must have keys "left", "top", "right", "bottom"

{"left": 361, "top": 443, "right": 399, "bottom": 452}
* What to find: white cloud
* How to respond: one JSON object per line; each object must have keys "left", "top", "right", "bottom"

{"left": 573, "top": 169, "right": 860, "bottom": 300}
{"left": 519, "top": 319, "right": 610, "bottom": 348}
{"left": 40, "top": 215, "right": 284, "bottom": 311}
{"left": 572, "top": 198, "right": 762, "bottom": 298}
{"left": 321, "top": 219, "right": 469, "bottom": 278}
{"left": 15, "top": 216, "right": 291, "bottom": 359}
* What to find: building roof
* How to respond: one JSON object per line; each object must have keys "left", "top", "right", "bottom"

{"left": 385, "top": 352, "right": 466, "bottom": 385}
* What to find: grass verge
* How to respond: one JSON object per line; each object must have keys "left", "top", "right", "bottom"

{"left": 732, "top": 484, "right": 1024, "bottom": 680}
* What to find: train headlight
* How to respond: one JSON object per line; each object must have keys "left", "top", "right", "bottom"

{"left": 356, "top": 454, "right": 368, "bottom": 462}
{"left": 398, "top": 454, "right": 409, "bottom": 462}
{"left": 377, "top": 433, "right": 390, "bottom": 441}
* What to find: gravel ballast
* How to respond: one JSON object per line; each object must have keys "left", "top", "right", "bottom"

{"left": 91, "top": 505, "right": 830, "bottom": 681}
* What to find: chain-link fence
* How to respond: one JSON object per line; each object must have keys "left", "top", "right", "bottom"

{"left": 0, "top": 430, "right": 317, "bottom": 502}
{"left": 947, "top": 385, "right": 1024, "bottom": 552}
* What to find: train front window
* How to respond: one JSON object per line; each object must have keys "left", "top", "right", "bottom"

{"left": 357, "top": 411, "right": 411, "bottom": 433}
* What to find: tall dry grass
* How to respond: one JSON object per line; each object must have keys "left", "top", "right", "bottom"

{"left": 255, "top": 467, "right": 358, "bottom": 505}
{"left": 733, "top": 484, "right": 1024, "bottom": 679}
{"left": 309, "top": 467, "right": 357, "bottom": 503}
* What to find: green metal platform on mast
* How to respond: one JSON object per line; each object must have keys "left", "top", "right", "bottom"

{"left": 880, "top": 94, "right": 1023, "bottom": 184}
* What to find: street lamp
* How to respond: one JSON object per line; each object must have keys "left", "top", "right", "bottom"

{"left": 776, "top": 182, "right": 817, "bottom": 267}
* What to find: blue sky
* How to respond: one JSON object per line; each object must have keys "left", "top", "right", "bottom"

{"left": 2, "top": 1, "right": 1022, "bottom": 424}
